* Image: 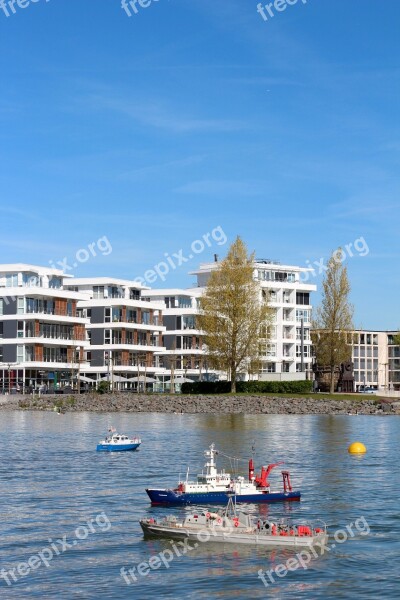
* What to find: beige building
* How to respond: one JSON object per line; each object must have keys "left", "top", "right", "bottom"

{"left": 349, "top": 330, "right": 400, "bottom": 391}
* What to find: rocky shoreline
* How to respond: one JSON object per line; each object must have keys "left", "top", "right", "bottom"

{"left": 1, "top": 393, "right": 399, "bottom": 415}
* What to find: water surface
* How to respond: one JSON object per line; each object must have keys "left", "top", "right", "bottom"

{"left": 0, "top": 411, "right": 398, "bottom": 599}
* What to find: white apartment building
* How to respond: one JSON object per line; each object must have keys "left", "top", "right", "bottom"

{"left": 0, "top": 258, "right": 320, "bottom": 390}
{"left": 65, "top": 277, "right": 166, "bottom": 386}
{"left": 190, "top": 259, "right": 317, "bottom": 380}
{"left": 145, "top": 288, "right": 220, "bottom": 388}
{"left": 0, "top": 264, "right": 88, "bottom": 392}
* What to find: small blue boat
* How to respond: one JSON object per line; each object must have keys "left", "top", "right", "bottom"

{"left": 96, "top": 430, "right": 141, "bottom": 452}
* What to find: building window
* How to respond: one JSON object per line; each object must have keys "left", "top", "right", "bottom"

{"left": 104, "top": 329, "right": 111, "bottom": 344}
{"left": 261, "top": 362, "right": 276, "bottom": 373}
{"left": 49, "top": 277, "right": 62, "bottom": 289}
{"left": 296, "top": 292, "right": 310, "bottom": 305}
{"left": 296, "top": 345, "right": 310, "bottom": 358}
{"left": 105, "top": 308, "right": 111, "bottom": 323}
{"left": 165, "top": 296, "right": 176, "bottom": 308}
{"left": 18, "top": 297, "right": 25, "bottom": 314}
{"left": 138, "top": 332, "right": 147, "bottom": 345}
{"left": 183, "top": 316, "right": 196, "bottom": 330}
{"left": 283, "top": 309, "right": 292, "bottom": 321}
{"left": 142, "top": 311, "right": 150, "bottom": 325}
{"left": 6, "top": 274, "right": 18, "bottom": 287}
{"left": 178, "top": 296, "right": 192, "bottom": 309}
{"left": 182, "top": 336, "right": 192, "bottom": 350}
{"left": 93, "top": 286, "right": 104, "bottom": 299}
{"left": 108, "top": 286, "right": 124, "bottom": 299}
{"left": 111, "top": 330, "right": 121, "bottom": 345}
{"left": 0, "top": 323, "right": 3, "bottom": 338}
{"left": 296, "top": 327, "right": 310, "bottom": 340}
{"left": 127, "top": 309, "right": 137, "bottom": 323}
{"left": 267, "top": 344, "right": 276, "bottom": 357}
{"left": 112, "top": 308, "right": 122, "bottom": 322}
{"left": 0, "top": 299, "right": 3, "bottom": 315}
{"left": 130, "top": 289, "right": 140, "bottom": 300}
{"left": 296, "top": 310, "right": 310, "bottom": 323}
{"left": 25, "top": 346, "right": 34, "bottom": 361}
{"left": 17, "top": 345, "right": 24, "bottom": 363}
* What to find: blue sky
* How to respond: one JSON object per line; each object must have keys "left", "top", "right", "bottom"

{"left": 0, "top": 0, "right": 399, "bottom": 329}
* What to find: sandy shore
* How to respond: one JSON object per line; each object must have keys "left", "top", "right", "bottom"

{"left": 1, "top": 393, "right": 398, "bottom": 415}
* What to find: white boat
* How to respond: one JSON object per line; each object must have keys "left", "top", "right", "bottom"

{"left": 140, "top": 498, "right": 327, "bottom": 547}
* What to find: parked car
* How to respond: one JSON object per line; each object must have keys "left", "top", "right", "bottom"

{"left": 358, "top": 386, "right": 377, "bottom": 394}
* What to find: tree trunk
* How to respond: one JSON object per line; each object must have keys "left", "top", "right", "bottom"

{"left": 330, "top": 366, "right": 335, "bottom": 394}
{"left": 230, "top": 367, "right": 236, "bottom": 393}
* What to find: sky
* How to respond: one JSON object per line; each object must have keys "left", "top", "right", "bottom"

{"left": 0, "top": 0, "right": 399, "bottom": 329}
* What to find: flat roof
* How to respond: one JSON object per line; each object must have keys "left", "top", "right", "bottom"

{"left": 0, "top": 263, "right": 67, "bottom": 276}
{"left": 67, "top": 277, "right": 149, "bottom": 290}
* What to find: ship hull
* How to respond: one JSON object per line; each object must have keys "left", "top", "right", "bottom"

{"left": 140, "top": 522, "right": 323, "bottom": 547}
{"left": 96, "top": 443, "right": 141, "bottom": 452}
{"left": 146, "top": 488, "right": 301, "bottom": 505}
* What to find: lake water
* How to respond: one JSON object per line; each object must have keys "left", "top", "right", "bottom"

{"left": 0, "top": 411, "right": 398, "bottom": 599}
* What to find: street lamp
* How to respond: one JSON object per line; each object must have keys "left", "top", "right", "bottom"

{"left": 105, "top": 351, "right": 110, "bottom": 391}
{"left": 76, "top": 346, "right": 81, "bottom": 394}
{"left": 7, "top": 363, "right": 11, "bottom": 395}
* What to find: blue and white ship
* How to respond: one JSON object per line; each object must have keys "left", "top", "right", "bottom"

{"left": 96, "top": 429, "right": 141, "bottom": 452}
{"left": 146, "top": 444, "right": 300, "bottom": 505}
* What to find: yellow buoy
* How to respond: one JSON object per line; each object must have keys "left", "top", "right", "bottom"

{"left": 348, "top": 442, "right": 367, "bottom": 454}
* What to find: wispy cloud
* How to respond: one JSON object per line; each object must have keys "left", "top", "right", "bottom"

{"left": 174, "top": 179, "right": 268, "bottom": 196}
{"left": 77, "top": 90, "right": 246, "bottom": 134}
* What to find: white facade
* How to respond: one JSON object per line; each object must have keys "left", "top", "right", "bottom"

{"left": 5, "top": 257, "right": 367, "bottom": 390}
{"left": 190, "top": 260, "right": 316, "bottom": 380}
{"left": 66, "top": 277, "right": 166, "bottom": 384}
{"left": 0, "top": 264, "right": 88, "bottom": 391}
{"left": 145, "top": 288, "right": 220, "bottom": 385}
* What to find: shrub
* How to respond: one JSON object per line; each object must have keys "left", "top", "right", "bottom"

{"left": 97, "top": 381, "right": 110, "bottom": 395}
{"left": 181, "top": 380, "right": 313, "bottom": 394}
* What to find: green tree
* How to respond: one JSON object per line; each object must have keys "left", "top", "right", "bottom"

{"left": 312, "top": 249, "right": 354, "bottom": 393}
{"left": 391, "top": 332, "right": 400, "bottom": 346}
{"left": 197, "top": 236, "right": 272, "bottom": 393}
